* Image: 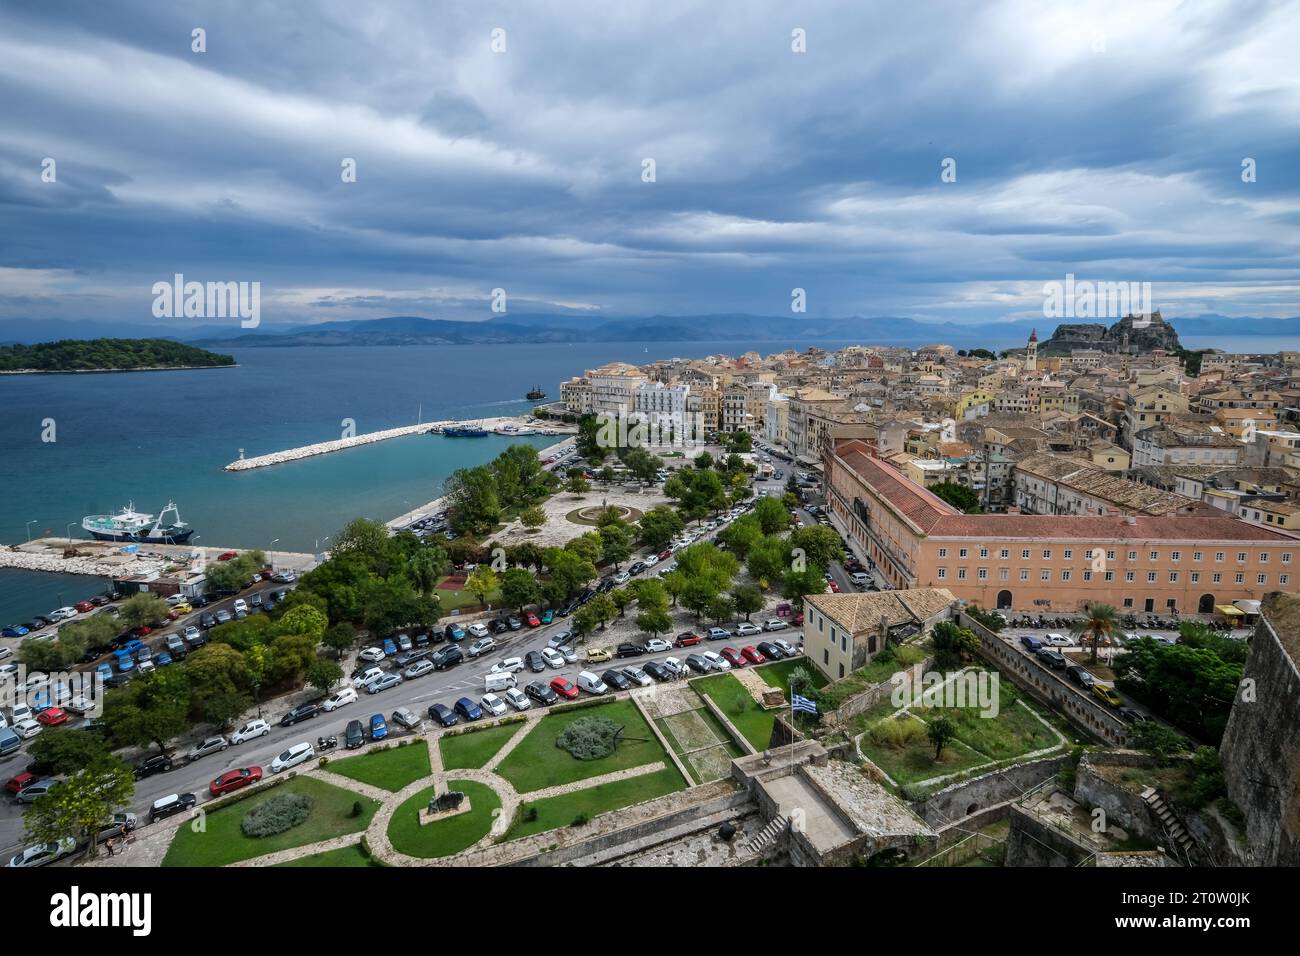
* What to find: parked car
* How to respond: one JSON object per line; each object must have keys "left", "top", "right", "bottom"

{"left": 622, "top": 665, "right": 652, "bottom": 687}
{"left": 643, "top": 638, "right": 672, "bottom": 653}
{"left": 701, "top": 650, "right": 730, "bottom": 671}
{"left": 323, "top": 687, "right": 359, "bottom": 711}
{"left": 684, "top": 654, "right": 712, "bottom": 674}
{"left": 345, "top": 719, "right": 366, "bottom": 748}
{"left": 1036, "top": 648, "right": 1068, "bottom": 670}
{"left": 1091, "top": 683, "right": 1123, "bottom": 707}
{"left": 756, "top": 641, "right": 783, "bottom": 661}
{"left": 1065, "top": 665, "right": 1096, "bottom": 688}
{"left": 382, "top": 639, "right": 398, "bottom": 657}
{"left": 525, "top": 612, "right": 541, "bottom": 627}
{"left": 12, "top": 719, "right": 42, "bottom": 740}
{"left": 466, "top": 623, "right": 490, "bottom": 639}
{"left": 675, "top": 632, "right": 702, "bottom": 647}
{"left": 391, "top": 706, "right": 421, "bottom": 731}
{"left": 281, "top": 702, "right": 321, "bottom": 725}
{"left": 209, "top": 767, "right": 262, "bottom": 797}
{"left": 368, "top": 714, "right": 389, "bottom": 740}
{"left": 549, "top": 677, "right": 580, "bottom": 700}
{"left": 148, "top": 792, "right": 197, "bottom": 822}
{"left": 403, "top": 659, "right": 435, "bottom": 679}
{"left": 444, "top": 624, "right": 466, "bottom": 642}
{"left": 467, "top": 637, "right": 496, "bottom": 659}
{"left": 586, "top": 645, "right": 613, "bottom": 663}
{"left": 454, "top": 697, "right": 484, "bottom": 721}
{"left": 1020, "top": 635, "right": 1045, "bottom": 653}
{"left": 6, "top": 838, "right": 78, "bottom": 869}
{"left": 427, "top": 703, "right": 459, "bottom": 727}
{"left": 229, "top": 719, "right": 271, "bottom": 744}
{"left": 1044, "top": 633, "right": 1071, "bottom": 647}
{"left": 367, "top": 673, "right": 403, "bottom": 694}
{"left": 358, "top": 646, "right": 386, "bottom": 663}
{"left": 507, "top": 616, "right": 523, "bottom": 631}
{"left": 541, "top": 647, "right": 565, "bottom": 669}
{"left": 15, "top": 778, "right": 59, "bottom": 804}
{"left": 547, "top": 630, "right": 575, "bottom": 649}
{"left": 706, "top": 627, "right": 731, "bottom": 640}
{"left": 643, "top": 661, "right": 673, "bottom": 682}
{"left": 36, "top": 708, "right": 69, "bottom": 727}
{"left": 185, "top": 736, "right": 228, "bottom": 762}
{"left": 525, "top": 650, "right": 547, "bottom": 673}
{"left": 270, "top": 742, "right": 315, "bottom": 772}
{"left": 525, "top": 680, "right": 558, "bottom": 706}
{"left": 503, "top": 687, "right": 531, "bottom": 711}
{"left": 772, "top": 639, "right": 798, "bottom": 657}
{"left": 431, "top": 645, "right": 464, "bottom": 670}
{"left": 602, "top": 669, "right": 631, "bottom": 691}
{"left": 479, "top": 694, "right": 508, "bottom": 718}
{"left": 616, "top": 642, "right": 646, "bottom": 659}
{"left": 490, "top": 657, "right": 524, "bottom": 675}
{"left": 720, "top": 647, "right": 747, "bottom": 667}
{"left": 735, "top": 622, "right": 762, "bottom": 637}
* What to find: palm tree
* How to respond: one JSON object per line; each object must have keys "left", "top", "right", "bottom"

{"left": 1071, "top": 602, "right": 1117, "bottom": 664}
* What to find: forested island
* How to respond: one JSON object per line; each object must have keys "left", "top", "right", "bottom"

{"left": 0, "top": 338, "right": 236, "bottom": 373}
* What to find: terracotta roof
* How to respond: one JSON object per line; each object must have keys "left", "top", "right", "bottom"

{"left": 832, "top": 441, "right": 959, "bottom": 533}
{"left": 805, "top": 588, "right": 956, "bottom": 635}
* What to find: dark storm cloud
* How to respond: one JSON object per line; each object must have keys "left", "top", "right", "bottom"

{"left": 0, "top": 0, "right": 1297, "bottom": 326}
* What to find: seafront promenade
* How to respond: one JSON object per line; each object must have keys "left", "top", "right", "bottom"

{"left": 0, "top": 538, "right": 318, "bottom": 579}
{"left": 224, "top": 415, "right": 574, "bottom": 472}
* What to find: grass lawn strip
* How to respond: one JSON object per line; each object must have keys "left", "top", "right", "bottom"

{"left": 693, "top": 672, "right": 777, "bottom": 751}
{"left": 386, "top": 779, "right": 501, "bottom": 859}
{"left": 439, "top": 721, "right": 524, "bottom": 770}
{"left": 328, "top": 742, "right": 432, "bottom": 792}
{"left": 162, "top": 776, "right": 379, "bottom": 867}
{"left": 506, "top": 766, "right": 686, "bottom": 841}
{"left": 495, "top": 699, "right": 669, "bottom": 794}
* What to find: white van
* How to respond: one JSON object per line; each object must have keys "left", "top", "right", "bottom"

{"left": 576, "top": 671, "right": 608, "bottom": 695}
{"left": 484, "top": 671, "right": 517, "bottom": 693}
{"left": 850, "top": 571, "right": 871, "bottom": 586}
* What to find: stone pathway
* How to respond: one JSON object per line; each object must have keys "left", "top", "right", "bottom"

{"left": 229, "top": 832, "right": 364, "bottom": 867}
{"left": 313, "top": 770, "right": 391, "bottom": 803}
{"left": 526, "top": 761, "right": 667, "bottom": 800}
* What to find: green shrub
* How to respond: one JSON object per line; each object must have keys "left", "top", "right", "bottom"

{"left": 556, "top": 715, "right": 623, "bottom": 760}
{"left": 570, "top": 812, "right": 590, "bottom": 827}
{"left": 523, "top": 805, "right": 539, "bottom": 823}
{"left": 241, "top": 793, "right": 314, "bottom": 838}
{"left": 350, "top": 800, "right": 364, "bottom": 818}
{"left": 867, "top": 716, "right": 925, "bottom": 751}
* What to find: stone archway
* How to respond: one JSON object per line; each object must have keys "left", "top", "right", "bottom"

{"left": 996, "top": 589, "right": 1013, "bottom": 610}
{"left": 1198, "top": 593, "right": 1215, "bottom": 614}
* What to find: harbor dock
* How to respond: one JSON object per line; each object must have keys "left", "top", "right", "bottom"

{"left": 223, "top": 416, "right": 575, "bottom": 472}
{"left": 1, "top": 538, "right": 318, "bottom": 579}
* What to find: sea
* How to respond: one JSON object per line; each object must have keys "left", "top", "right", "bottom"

{"left": 0, "top": 332, "right": 1293, "bottom": 624}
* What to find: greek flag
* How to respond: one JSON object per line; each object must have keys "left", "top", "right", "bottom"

{"left": 792, "top": 694, "right": 818, "bottom": 715}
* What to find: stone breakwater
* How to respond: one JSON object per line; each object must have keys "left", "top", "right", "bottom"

{"left": 225, "top": 422, "right": 437, "bottom": 471}
{"left": 0, "top": 546, "right": 164, "bottom": 578}
{"left": 224, "top": 416, "right": 571, "bottom": 471}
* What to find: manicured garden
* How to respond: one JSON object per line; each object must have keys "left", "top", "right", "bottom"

{"left": 506, "top": 766, "right": 686, "bottom": 841}
{"left": 386, "top": 779, "right": 501, "bottom": 859}
{"left": 693, "top": 672, "right": 780, "bottom": 751}
{"left": 439, "top": 721, "right": 523, "bottom": 770}
{"left": 162, "top": 776, "right": 380, "bottom": 867}
{"left": 328, "top": 741, "right": 432, "bottom": 791}
{"left": 495, "top": 699, "right": 669, "bottom": 793}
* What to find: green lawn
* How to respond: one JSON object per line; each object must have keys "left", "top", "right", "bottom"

{"left": 506, "top": 766, "right": 687, "bottom": 841}
{"left": 754, "top": 657, "right": 828, "bottom": 697}
{"left": 162, "top": 776, "right": 380, "bottom": 867}
{"left": 857, "top": 714, "right": 989, "bottom": 785}
{"left": 495, "top": 699, "right": 669, "bottom": 794}
{"left": 386, "top": 779, "right": 501, "bottom": 859}
{"left": 694, "top": 672, "right": 781, "bottom": 751}
{"left": 328, "top": 742, "right": 432, "bottom": 792}
{"left": 439, "top": 721, "right": 523, "bottom": 770}
{"left": 435, "top": 578, "right": 499, "bottom": 611}
{"left": 275, "top": 843, "right": 382, "bottom": 867}
{"left": 911, "top": 680, "right": 1059, "bottom": 761}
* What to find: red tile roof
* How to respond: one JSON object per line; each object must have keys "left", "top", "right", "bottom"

{"left": 832, "top": 441, "right": 958, "bottom": 533}
{"left": 927, "top": 514, "right": 1299, "bottom": 542}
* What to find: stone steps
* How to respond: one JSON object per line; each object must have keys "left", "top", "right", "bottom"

{"left": 745, "top": 814, "right": 789, "bottom": 854}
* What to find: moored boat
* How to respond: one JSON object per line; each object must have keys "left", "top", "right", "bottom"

{"left": 82, "top": 501, "right": 194, "bottom": 544}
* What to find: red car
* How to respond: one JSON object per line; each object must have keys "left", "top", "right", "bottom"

{"left": 74, "top": 600, "right": 95, "bottom": 614}
{"left": 720, "top": 647, "right": 746, "bottom": 668}
{"left": 36, "top": 708, "right": 69, "bottom": 726}
{"left": 675, "top": 632, "right": 702, "bottom": 647}
{"left": 793, "top": 611, "right": 804, "bottom": 626}
{"left": 209, "top": 766, "right": 263, "bottom": 797}
{"left": 525, "top": 612, "right": 541, "bottom": 627}
{"left": 741, "top": 645, "right": 766, "bottom": 665}
{"left": 550, "top": 677, "right": 579, "bottom": 700}
{"left": 6, "top": 772, "right": 35, "bottom": 794}
{"left": 658, "top": 549, "right": 672, "bottom": 560}
{"left": 827, "top": 580, "right": 840, "bottom": 593}
{"left": 216, "top": 550, "right": 238, "bottom": 562}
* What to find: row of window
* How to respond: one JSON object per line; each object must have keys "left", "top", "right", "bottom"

{"left": 934, "top": 567, "right": 1288, "bottom": 586}
{"left": 935, "top": 546, "right": 1290, "bottom": 564}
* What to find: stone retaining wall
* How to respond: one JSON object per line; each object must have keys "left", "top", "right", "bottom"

{"left": 918, "top": 754, "right": 1071, "bottom": 828}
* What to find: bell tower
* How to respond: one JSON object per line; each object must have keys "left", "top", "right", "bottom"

{"left": 1026, "top": 328, "right": 1038, "bottom": 372}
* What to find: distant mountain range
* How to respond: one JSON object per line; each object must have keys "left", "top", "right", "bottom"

{"left": 2, "top": 312, "right": 1299, "bottom": 350}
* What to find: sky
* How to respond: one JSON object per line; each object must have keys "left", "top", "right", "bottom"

{"left": 1, "top": 0, "right": 1298, "bottom": 329}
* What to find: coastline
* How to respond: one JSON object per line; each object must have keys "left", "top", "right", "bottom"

{"left": 0, "top": 363, "right": 237, "bottom": 375}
